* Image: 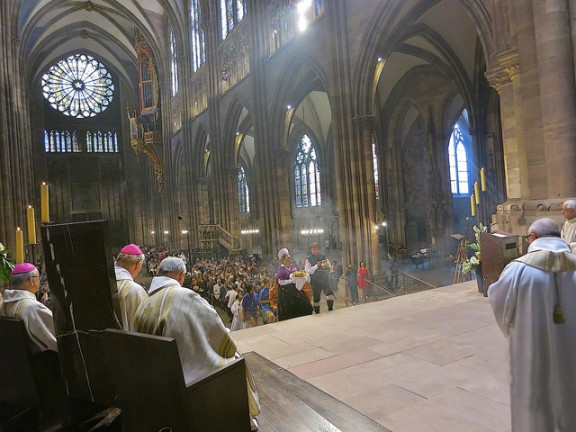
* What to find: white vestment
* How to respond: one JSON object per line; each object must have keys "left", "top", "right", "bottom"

{"left": 135, "top": 277, "right": 260, "bottom": 416}
{"left": 0, "top": 289, "right": 57, "bottom": 352}
{"left": 561, "top": 218, "right": 576, "bottom": 252}
{"left": 488, "top": 236, "right": 576, "bottom": 432}
{"left": 230, "top": 299, "right": 245, "bottom": 331}
{"left": 115, "top": 265, "right": 148, "bottom": 331}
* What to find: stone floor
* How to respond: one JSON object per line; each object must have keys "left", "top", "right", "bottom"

{"left": 233, "top": 280, "right": 511, "bottom": 432}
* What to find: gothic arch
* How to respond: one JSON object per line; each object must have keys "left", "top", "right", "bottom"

{"left": 192, "top": 124, "right": 209, "bottom": 176}
{"left": 221, "top": 97, "right": 253, "bottom": 168}
{"left": 269, "top": 55, "right": 330, "bottom": 151}
{"left": 354, "top": 0, "right": 495, "bottom": 118}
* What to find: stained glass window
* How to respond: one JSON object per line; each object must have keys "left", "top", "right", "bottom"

{"left": 448, "top": 111, "right": 471, "bottom": 195}
{"left": 41, "top": 54, "right": 114, "bottom": 118}
{"left": 170, "top": 25, "right": 179, "bottom": 96}
{"left": 221, "top": 0, "right": 246, "bottom": 39}
{"left": 294, "top": 134, "right": 321, "bottom": 208}
{"left": 43, "top": 129, "right": 118, "bottom": 153}
{"left": 237, "top": 166, "right": 250, "bottom": 213}
{"left": 372, "top": 141, "right": 380, "bottom": 200}
{"left": 191, "top": 0, "right": 206, "bottom": 72}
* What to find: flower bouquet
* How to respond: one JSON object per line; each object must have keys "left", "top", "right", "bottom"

{"left": 462, "top": 223, "right": 488, "bottom": 275}
{"left": 0, "top": 243, "right": 15, "bottom": 282}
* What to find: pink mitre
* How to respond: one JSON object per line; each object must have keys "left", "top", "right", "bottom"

{"left": 12, "top": 262, "right": 36, "bottom": 275}
{"left": 120, "top": 244, "right": 143, "bottom": 255}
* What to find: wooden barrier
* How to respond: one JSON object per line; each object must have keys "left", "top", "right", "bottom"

{"left": 102, "top": 328, "right": 251, "bottom": 432}
{"left": 0, "top": 318, "right": 65, "bottom": 431}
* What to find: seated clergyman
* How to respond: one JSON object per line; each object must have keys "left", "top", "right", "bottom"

{"left": 135, "top": 256, "right": 261, "bottom": 431}
{"left": 1, "top": 262, "right": 57, "bottom": 352}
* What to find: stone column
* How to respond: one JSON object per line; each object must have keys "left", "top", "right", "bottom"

{"left": 0, "top": 1, "right": 34, "bottom": 252}
{"left": 485, "top": 51, "right": 523, "bottom": 196}
{"left": 223, "top": 166, "right": 240, "bottom": 236}
{"left": 351, "top": 115, "right": 379, "bottom": 274}
{"left": 532, "top": 0, "right": 576, "bottom": 198}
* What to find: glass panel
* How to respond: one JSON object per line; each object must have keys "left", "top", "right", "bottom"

{"left": 301, "top": 164, "right": 308, "bottom": 207}
{"left": 42, "top": 54, "right": 114, "bottom": 118}
{"left": 191, "top": 0, "right": 205, "bottom": 71}
{"left": 309, "top": 161, "right": 317, "bottom": 207}
{"left": 293, "top": 133, "right": 322, "bottom": 208}
{"left": 372, "top": 142, "right": 379, "bottom": 200}
{"left": 170, "top": 26, "right": 179, "bottom": 96}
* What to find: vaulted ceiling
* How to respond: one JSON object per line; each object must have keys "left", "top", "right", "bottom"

{"left": 16, "top": 0, "right": 182, "bottom": 88}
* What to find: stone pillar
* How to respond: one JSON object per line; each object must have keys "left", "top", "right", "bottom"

{"left": 533, "top": 0, "right": 576, "bottom": 198}
{"left": 351, "top": 115, "right": 379, "bottom": 274}
{"left": 487, "top": 0, "right": 576, "bottom": 233}
{"left": 485, "top": 51, "right": 523, "bottom": 198}
{"left": 0, "top": 1, "right": 34, "bottom": 253}
{"left": 223, "top": 166, "right": 240, "bottom": 236}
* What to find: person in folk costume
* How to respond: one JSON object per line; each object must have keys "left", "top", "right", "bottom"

{"left": 305, "top": 242, "right": 335, "bottom": 314}
{"left": 276, "top": 248, "right": 313, "bottom": 321}
{"left": 114, "top": 243, "right": 148, "bottom": 331}
{"left": 135, "top": 257, "right": 261, "bottom": 431}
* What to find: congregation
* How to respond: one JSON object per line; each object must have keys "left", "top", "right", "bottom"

{"left": 0, "top": 239, "right": 369, "bottom": 431}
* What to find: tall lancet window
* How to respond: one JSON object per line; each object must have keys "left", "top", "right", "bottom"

{"left": 448, "top": 111, "right": 472, "bottom": 195}
{"left": 190, "top": 0, "right": 206, "bottom": 72}
{"left": 372, "top": 140, "right": 380, "bottom": 200}
{"left": 169, "top": 25, "right": 179, "bottom": 97}
{"left": 294, "top": 134, "right": 321, "bottom": 208}
{"left": 220, "top": 0, "right": 246, "bottom": 39}
{"left": 238, "top": 166, "right": 250, "bottom": 213}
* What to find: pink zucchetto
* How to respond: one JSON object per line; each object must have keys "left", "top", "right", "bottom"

{"left": 12, "top": 262, "right": 37, "bottom": 275}
{"left": 120, "top": 244, "right": 143, "bottom": 255}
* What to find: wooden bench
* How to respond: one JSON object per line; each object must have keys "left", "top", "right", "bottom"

{"left": 102, "top": 328, "right": 251, "bottom": 432}
{"left": 0, "top": 317, "right": 66, "bottom": 431}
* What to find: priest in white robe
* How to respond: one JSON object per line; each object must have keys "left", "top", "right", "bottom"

{"left": 135, "top": 256, "right": 260, "bottom": 430}
{"left": 1, "top": 262, "right": 57, "bottom": 352}
{"left": 114, "top": 243, "right": 148, "bottom": 331}
{"left": 489, "top": 218, "right": 576, "bottom": 432}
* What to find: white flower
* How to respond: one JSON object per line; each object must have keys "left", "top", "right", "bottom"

{"left": 0, "top": 243, "right": 4, "bottom": 252}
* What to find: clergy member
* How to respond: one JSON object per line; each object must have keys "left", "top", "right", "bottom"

{"left": 135, "top": 256, "right": 261, "bottom": 431}
{"left": 489, "top": 218, "right": 576, "bottom": 431}
{"left": 114, "top": 243, "right": 147, "bottom": 331}
{"left": 1, "top": 263, "right": 57, "bottom": 352}
{"left": 561, "top": 199, "right": 576, "bottom": 251}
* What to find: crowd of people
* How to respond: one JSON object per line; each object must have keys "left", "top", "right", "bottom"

{"left": 9, "top": 213, "right": 576, "bottom": 432}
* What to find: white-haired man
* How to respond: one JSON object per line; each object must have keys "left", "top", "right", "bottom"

{"left": 114, "top": 243, "right": 147, "bottom": 331}
{"left": 135, "top": 256, "right": 260, "bottom": 430}
{"left": 1, "top": 263, "right": 57, "bottom": 352}
{"left": 561, "top": 199, "right": 576, "bottom": 251}
{"left": 488, "top": 218, "right": 576, "bottom": 431}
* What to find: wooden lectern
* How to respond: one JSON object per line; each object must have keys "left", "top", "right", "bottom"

{"left": 479, "top": 231, "right": 522, "bottom": 296}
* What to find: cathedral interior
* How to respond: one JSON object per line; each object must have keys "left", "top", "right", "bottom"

{"left": 1, "top": 0, "right": 575, "bottom": 274}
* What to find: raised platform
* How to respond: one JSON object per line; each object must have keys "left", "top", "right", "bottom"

{"left": 245, "top": 352, "right": 389, "bottom": 432}
{"left": 235, "top": 281, "right": 511, "bottom": 432}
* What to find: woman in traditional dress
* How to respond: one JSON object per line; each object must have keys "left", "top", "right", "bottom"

{"left": 276, "top": 248, "right": 313, "bottom": 321}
